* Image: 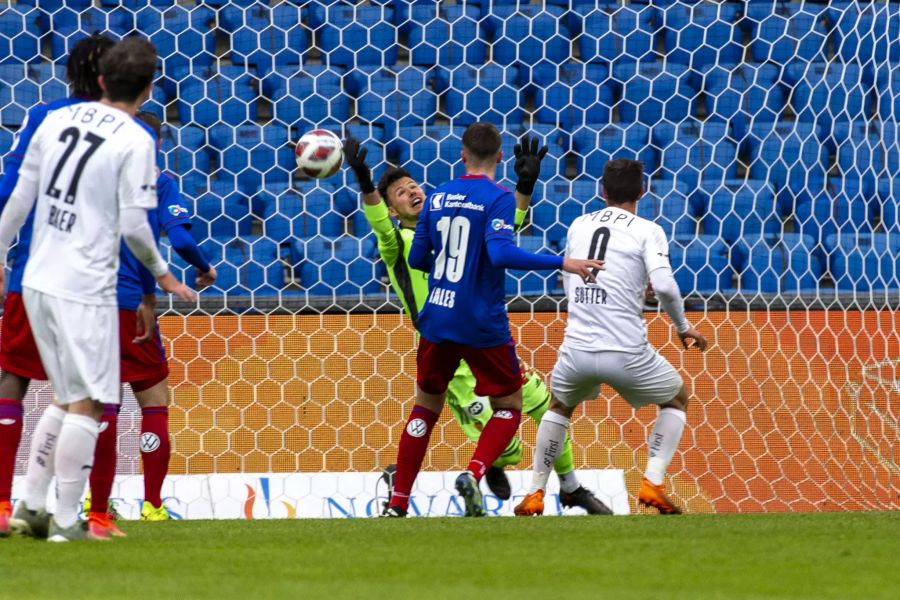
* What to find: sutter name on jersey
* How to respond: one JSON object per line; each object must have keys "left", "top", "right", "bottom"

{"left": 573, "top": 286, "right": 607, "bottom": 304}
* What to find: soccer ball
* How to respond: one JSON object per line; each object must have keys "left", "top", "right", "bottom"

{"left": 295, "top": 129, "right": 343, "bottom": 179}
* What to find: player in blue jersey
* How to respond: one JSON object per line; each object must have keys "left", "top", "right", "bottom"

{"left": 383, "top": 122, "right": 603, "bottom": 517}
{"left": 84, "top": 111, "right": 216, "bottom": 538}
{"left": 0, "top": 33, "right": 117, "bottom": 537}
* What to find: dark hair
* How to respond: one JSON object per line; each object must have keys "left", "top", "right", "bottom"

{"left": 602, "top": 159, "right": 645, "bottom": 205}
{"left": 377, "top": 166, "right": 414, "bottom": 204}
{"left": 99, "top": 37, "right": 158, "bottom": 103}
{"left": 134, "top": 110, "right": 161, "bottom": 140}
{"left": 67, "top": 33, "right": 116, "bottom": 99}
{"left": 461, "top": 121, "right": 502, "bottom": 162}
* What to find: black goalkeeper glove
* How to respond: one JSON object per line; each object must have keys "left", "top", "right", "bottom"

{"left": 344, "top": 137, "right": 375, "bottom": 194}
{"left": 514, "top": 134, "right": 548, "bottom": 196}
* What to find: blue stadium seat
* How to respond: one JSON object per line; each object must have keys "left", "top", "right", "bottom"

{"left": 655, "top": 135, "right": 738, "bottom": 189}
{"left": 224, "top": 3, "right": 308, "bottom": 75}
{"left": 0, "top": 8, "right": 40, "bottom": 64}
{"left": 530, "top": 178, "right": 603, "bottom": 246}
{"left": 572, "top": 124, "right": 657, "bottom": 181}
{"left": 484, "top": 5, "right": 571, "bottom": 81}
{"left": 794, "top": 178, "right": 873, "bottom": 241}
{"left": 878, "top": 178, "right": 900, "bottom": 234}
{"left": 44, "top": 7, "right": 133, "bottom": 63}
{"left": 830, "top": 1, "right": 900, "bottom": 65}
{"left": 176, "top": 66, "right": 258, "bottom": 128}
{"left": 226, "top": 236, "right": 284, "bottom": 296}
{"left": 439, "top": 64, "right": 524, "bottom": 129}
{"left": 391, "top": 125, "right": 463, "bottom": 186}
{"left": 668, "top": 235, "right": 731, "bottom": 295}
{"left": 405, "top": 5, "right": 486, "bottom": 68}
{"left": 786, "top": 62, "right": 872, "bottom": 142}
{"left": 698, "top": 180, "right": 780, "bottom": 244}
{"left": 699, "top": 63, "right": 786, "bottom": 145}
{"left": 533, "top": 63, "right": 613, "bottom": 130}
{"left": 652, "top": 121, "right": 728, "bottom": 148}
{"left": 877, "top": 64, "right": 900, "bottom": 121}
{"left": 827, "top": 232, "right": 900, "bottom": 291}
{"left": 135, "top": 6, "right": 216, "bottom": 74}
{"left": 102, "top": 0, "right": 177, "bottom": 7}
{"left": 255, "top": 182, "right": 345, "bottom": 243}
{"left": 576, "top": 4, "right": 657, "bottom": 66}
{"left": 318, "top": 5, "right": 397, "bottom": 68}
{"left": 0, "top": 126, "right": 12, "bottom": 158}
{"left": 661, "top": 2, "right": 743, "bottom": 69}
{"left": 613, "top": 63, "right": 695, "bottom": 128}
{"left": 747, "top": 2, "right": 829, "bottom": 64}
{"left": 746, "top": 121, "right": 827, "bottom": 208}
{"left": 209, "top": 123, "right": 293, "bottom": 196}
{"left": 0, "top": 64, "right": 36, "bottom": 126}
{"left": 299, "top": 235, "right": 381, "bottom": 297}
{"left": 833, "top": 121, "right": 899, "bottom": 199}
{"left": 192, "top": 191, "right": 252, "bottom": 242}
{"left": 265, "top": 67, "right": 350, "bottom": 131}
{"left": 734, "top": 234, "right": 824, "bottom": 295}
{"left": 348, "top": 66, "right": 439, "bottom": 139}
{"left": 506, "top": 235, "right": 558, "bottom": 296}
{"left": 28, "top": 64, "right": 67, "bottom": 104}
{"left": 637, "top": 180, "right": 698, "bottom": 239}
{"left": 159, "top": 124, "right": 212, "bottom": 199}
{"left": 139, "top": 85, "right": 169, "bottom": 121}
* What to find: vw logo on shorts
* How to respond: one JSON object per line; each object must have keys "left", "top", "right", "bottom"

{"left": 494, "top": 410, "right": 514, "bottom": 420}
{"left": 406, "top": 418, "right": 428, "bottom": 438}
{"left": 140, "top": 432, "right": 161, "bottom": 453}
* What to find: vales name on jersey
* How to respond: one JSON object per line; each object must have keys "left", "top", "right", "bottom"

{"left": 428, "top": 286, "right": 456, "bottom": 308}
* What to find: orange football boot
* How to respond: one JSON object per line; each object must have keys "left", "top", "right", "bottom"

{"left": 88, "top": 512, "right": 127, "bottom": 539}
{"left": 638, "top": 478, "right": 683, "bottom": 515}
{"left": 0, "top": 500, "right": 11, "bottom": 537}
{"left": 514, "top": 489, "right": 545, "bottom": 516}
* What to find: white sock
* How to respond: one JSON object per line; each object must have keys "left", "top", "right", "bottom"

{"left": 558, "top": 470, "right": 581, "bottom": 494}
{"left": 530, "top": 411, "right": 570, "bottom": 493}
{"left": 53, "top": 414, "right": 99, "bottom": 528}
{"left": 22, "top": 404, "right": 67, "bottom": 511}
{"left": 644, "top": 407, "right": 687, "bottom": 486}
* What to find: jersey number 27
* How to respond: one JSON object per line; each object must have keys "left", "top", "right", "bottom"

{"left": 45, "top": 127, "right": 106, "bottom": 205}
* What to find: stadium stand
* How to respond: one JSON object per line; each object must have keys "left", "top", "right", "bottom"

{"left": 1, "top": 0, "right": 899, "bottom": 304}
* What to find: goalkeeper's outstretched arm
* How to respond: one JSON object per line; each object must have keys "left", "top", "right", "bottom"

{"left": 512, "top": 134, "right": 548, "bottom": 232}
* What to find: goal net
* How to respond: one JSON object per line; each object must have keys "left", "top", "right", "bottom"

{"left": 1, "top": 0, "right": 899, "bottom": 516}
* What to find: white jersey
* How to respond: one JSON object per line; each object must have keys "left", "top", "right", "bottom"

{"left": 562, "top": 205, "right": 672, "bottom": 352}
{"left": 16, "top": 101, "right": 157, "bottom": 306}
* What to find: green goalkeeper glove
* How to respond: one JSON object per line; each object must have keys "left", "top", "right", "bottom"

{"left": 344, "top": 137, "right": 375, "bottom": 194}
{"left": 514, "top": 134, "right": 548, "bottom": 196}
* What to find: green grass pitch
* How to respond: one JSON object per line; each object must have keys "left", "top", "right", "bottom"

{"left": 3, "top": 512, "right": 897, "bottom": 600}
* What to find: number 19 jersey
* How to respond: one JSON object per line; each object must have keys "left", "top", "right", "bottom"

{"left": 16, "top": 101, "right": 158, "bottom": 306}
{"left": 563, "top": 206, "right": 672, "bottom": 353}
{"left": 415, "top": 174, "right": 516, "bottom": 348}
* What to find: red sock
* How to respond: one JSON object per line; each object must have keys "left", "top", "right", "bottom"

{"left": 141, "top": 406, "right": 170, "bottom": 508}
{"left": 467, "top": 409, "right": 522, "bottom": 482}
{"left": 89, "top": 404, "right": 119, "bottom": 515}
{"left": 0, "top": 398, "right": 24, "bottom": 503}
{"left": 389, "top": 405, "right": 440, "bottom": 511}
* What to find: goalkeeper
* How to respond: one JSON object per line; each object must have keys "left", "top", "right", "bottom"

{"left": 344, "top": 136, "right": 610, "bottom": 515}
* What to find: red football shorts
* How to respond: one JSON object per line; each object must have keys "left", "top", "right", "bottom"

{"left": 119, "top": 308, "right": 169, "bottom": 392}
{"left": 0, "top": 291, "right": 48, "bottom": 380}
{"left": 417, "top": 337, "right": 522, "bottom": 398}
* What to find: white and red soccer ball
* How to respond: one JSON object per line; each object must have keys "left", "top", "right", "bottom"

{"left": 295, "top": 129, "right": 343, "bottom": 179}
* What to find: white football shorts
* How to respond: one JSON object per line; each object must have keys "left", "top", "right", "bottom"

{"left": 22, "top": 287, "right": 120, "bottom": 405}
{"left": 550, "top": 344, "right": 683, "bottom": 409}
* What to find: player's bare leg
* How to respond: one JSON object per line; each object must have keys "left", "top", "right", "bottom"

{"left": 135, "top": 379, "right": 172, "bottom": 521}
{"left": 516, "top": 399, "right": 576, "bottom": 516}
{"left": 0, "top": 371, "right": 30, "bottom": 536}
{"left": 383, "top": 387, "right": 445, "bottom": 517}
{"left": 457, "top": 389, "right": 523, "bottom": 517}
{"left": 638, "top": 386, "right": 689, "bottom": 515}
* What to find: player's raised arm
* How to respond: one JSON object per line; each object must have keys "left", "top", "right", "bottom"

{"left": 344, "top": 137, "right": 379, "bottom": 205}
{"left": 512, "top": 134, "right": 548, "bottom": 230}
{"left": 407, "top": 203, "right": 434, "bottom": 272}
{"left": 644, "top": 227, "right": 707, "bottom": 352}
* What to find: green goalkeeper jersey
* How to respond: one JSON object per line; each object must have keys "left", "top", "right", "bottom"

{"left": 363, "top": 202, "right": 528, "bottom": 325}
